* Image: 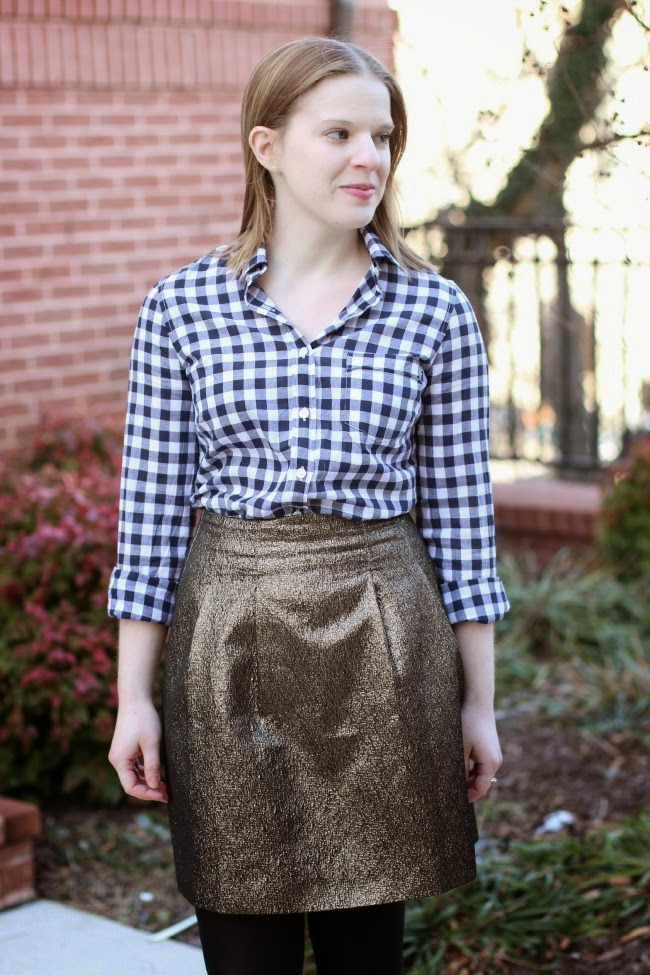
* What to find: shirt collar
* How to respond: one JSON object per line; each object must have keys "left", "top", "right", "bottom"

{"left": 243, "top": 243, "right": 269, "bottom": 289}
{"left": 241, "top": 226, "right": 401, "bottom": 291}
{"left": 359, "top": 226, "right": 402, "bottom": 270}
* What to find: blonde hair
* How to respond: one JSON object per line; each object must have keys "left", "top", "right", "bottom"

{"left": 222, "top": 36, "right": 430, "bottom": 278}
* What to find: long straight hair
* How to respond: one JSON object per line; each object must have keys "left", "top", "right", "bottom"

{"left": 222, "top": 36, "right": 430, "bottom": 278}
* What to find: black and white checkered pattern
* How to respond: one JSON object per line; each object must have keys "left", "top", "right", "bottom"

{"left": 108, "top": 228, "right": 509, "bottom": 626}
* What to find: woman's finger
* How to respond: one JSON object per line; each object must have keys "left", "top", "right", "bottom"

{"left": 466, "top": 750, "right": 502, "bottom": 802}
{"left": 141, "top": 744, "right": 162, "bottom": 790}
{"left": 111, "top": 753, "right": 169, "bottom": 803}
{"left": 468, "top": 767, "right": 497, "bottom": 802}
{"left": 112, "top": 756, "right": 140, "bottom": 795}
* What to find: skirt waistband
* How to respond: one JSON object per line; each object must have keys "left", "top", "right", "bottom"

{"left": 195, "top": 509, "right": 417, "bottom": 566}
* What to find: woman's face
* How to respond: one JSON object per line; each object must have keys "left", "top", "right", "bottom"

{"left": 268, "top": 72, "right": 393, "bottom": 233}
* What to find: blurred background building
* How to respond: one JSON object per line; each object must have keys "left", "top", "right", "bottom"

{"left": 1, "top": 0, "right": 649, "bottom": 471}
{"left": 0, "top": 0, "right": 395, "bottom": 455}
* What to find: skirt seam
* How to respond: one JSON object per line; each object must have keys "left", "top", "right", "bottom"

{"left": 367, "top": 569, "right": 400, "bottom": 681}
{"left": 362, "top": 529, "right": 400, "bottom": 681}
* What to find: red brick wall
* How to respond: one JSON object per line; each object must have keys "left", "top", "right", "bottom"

{"left": 0, "top": 0, "right": 396, "bottom": 456}
{"left": 493, "top": 479, "right": 602, "bottom": 569}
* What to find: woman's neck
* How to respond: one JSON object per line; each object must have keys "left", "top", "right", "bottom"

{"left": 265, "top": 219, "right": 368, "bottom": 281}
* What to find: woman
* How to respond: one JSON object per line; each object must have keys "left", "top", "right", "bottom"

{"left": 108, "top": 36, "right": 509, "bottom": 975}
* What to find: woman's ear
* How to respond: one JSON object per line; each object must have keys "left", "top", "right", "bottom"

{"left": 249, "top": 126, "right": 280, "bottom": 174}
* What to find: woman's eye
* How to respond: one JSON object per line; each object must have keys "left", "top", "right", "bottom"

{"left": 327, "top": 129, "right": 348, "bottom": 140}
{"left": 376, "top": 132, "right": 392, "bottom": 145}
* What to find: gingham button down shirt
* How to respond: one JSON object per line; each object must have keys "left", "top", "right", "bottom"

{"left": 108, "top": 228, "right": 509, "bottom": 626}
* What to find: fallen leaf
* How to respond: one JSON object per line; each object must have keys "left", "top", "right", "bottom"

{"left": 620, "top": 925, "right": 650, "bottom": 944}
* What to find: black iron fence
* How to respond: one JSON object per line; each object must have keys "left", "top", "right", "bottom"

{"left": 404, "top": 217, "right": 650, "bottom": 471}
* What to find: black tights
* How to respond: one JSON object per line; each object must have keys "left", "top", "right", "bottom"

{"left": 195, "top": 900, "right": 405, "bottom": 975}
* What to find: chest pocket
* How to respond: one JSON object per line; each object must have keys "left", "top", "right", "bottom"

{"left": 342, "top": 352, "right": 427, "bottom": 449}
{"left": 192, "top": 354, "right": 292, "bottom": 457}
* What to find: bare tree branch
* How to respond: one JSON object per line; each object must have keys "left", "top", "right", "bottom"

{"left": 578, "top": 128, "right": 650, "bottom": 151}
{"left": 622, "top": 0, "right": 650, "bottom": 32}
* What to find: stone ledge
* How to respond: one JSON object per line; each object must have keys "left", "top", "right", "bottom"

{"left": 493, "top": 479, "right": 602, "bottom": 564}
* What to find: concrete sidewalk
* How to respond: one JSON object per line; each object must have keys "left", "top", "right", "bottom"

{"left": 0, "top": 899, "right": 205, "bottom": 975}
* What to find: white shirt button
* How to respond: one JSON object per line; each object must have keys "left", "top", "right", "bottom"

{"left": 299, "top": 407, "right": 310, "bottom": 420}
{"left": 296, "top": 466, "right": 307, "bottom": 479}
{"left": 298, "top": 347, "right": 309, "bottom": 358}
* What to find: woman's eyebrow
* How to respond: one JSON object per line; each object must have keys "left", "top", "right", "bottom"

{"left": 321, "top": 117, "right": 395, "bottom": 130}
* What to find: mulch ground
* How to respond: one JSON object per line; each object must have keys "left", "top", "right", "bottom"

{"left": 33, "top": 712, "right": 650, "bottom": 973}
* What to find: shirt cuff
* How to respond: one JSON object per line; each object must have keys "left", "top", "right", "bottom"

{"left": 439, "top": 576, "right": 510, "bottom": 624}
{"left": 107, "top": 567, "right": 179, "bottom": 626}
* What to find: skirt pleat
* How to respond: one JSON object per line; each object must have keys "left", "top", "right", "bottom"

{"left": 162, "top": 510, "right": 478, "bottom": 914}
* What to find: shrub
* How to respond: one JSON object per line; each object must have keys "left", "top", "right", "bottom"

{"left": 0, "top": 419, "right": 124, "bottom": 804}
{"left": 19, "top": 414, "right": 121, "bottom": 475}
{"left": 404, "top": 814, "right": 650, "bottom": 973}
{"left": 597, "top": 456, "right": 650, "bottom": 582}
{"left": 496, "top": 556, "right": 650, "bottom": 739}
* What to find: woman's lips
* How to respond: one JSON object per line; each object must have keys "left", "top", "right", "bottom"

{"left": 341, "top": 185, "right": 375, "bottom": 199}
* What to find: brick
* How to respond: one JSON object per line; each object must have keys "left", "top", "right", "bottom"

{"left": 8, "top": 236, "right": 47, "bottom": 266}
{"left": 74, "top": 176, "right": 114, "bottom": 189}
{"left": 6, "top": 375, "right": 58, "bottom": 394}
{"left": 47, "top": 198, "right": 90, "bottom": 212}
{"left": 0, "top": 798, "right": 41, "bottom": 844}
{"left": 0, "top": 840, "right": 36, "bottom": 909}
{"left": 121, "top": 133, "right": 159, "bottom": 148}
{"left": 0, "top": 403, "right": 29, "bottom": 425}
{"left": 75, "top": 91, "right": 117, "bottom": 106}
{"left": 1, "top": 156, "right": 44, "bottom": 172}
{"left": 24, "top": 90, "right": 66, "bottom": 105}
{"left": 50, "top": 156, "right": 91, "bottom": 170}
{"left": 2, "top": 199, "right": 37, "bottom": 217}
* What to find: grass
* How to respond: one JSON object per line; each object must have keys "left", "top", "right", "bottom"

{"left": 494, "top": 556, "right": 650, "bottom": 741}
{"left": 402, "top": 815, "right": 650, "bottom": 974}
{"left": 47, "top": 811, "right": 173, "bottom": 875}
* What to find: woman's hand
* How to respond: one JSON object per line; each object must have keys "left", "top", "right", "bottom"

{"left": 461, "top": 702, "right": 502, "bottom": 803}
{"left": 451, "top": 620, "right": 502, "bottom": 802}
{"left": 109, "top": 619, "right": 169, "bottom": 802}
{"left": 109, "top": 698, "right": 169, "bottom": 803}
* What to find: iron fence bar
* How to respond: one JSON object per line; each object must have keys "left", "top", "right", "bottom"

{"left": 403, "top": 218, "right": 649, "bottom": 471}
{"left": 589, "top": 258, "right": 600, "bottom": 465}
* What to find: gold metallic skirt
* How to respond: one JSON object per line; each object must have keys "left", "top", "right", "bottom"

{"left": 162, "top": 510, "right": 478, "bottom": 915}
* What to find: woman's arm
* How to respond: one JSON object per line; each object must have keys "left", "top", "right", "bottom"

{"left": 453, "top": 620, "right": 502, "bottom": 802}
{"left": 413, "top": 281, "right": 508, "bottom": 801}
{"left": 108, "top": 620, "right": 169, "bottom": 803}
{"left": 107, "top": 283, "right": 199, "bottom": 801}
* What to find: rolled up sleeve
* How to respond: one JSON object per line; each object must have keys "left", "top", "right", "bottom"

{"left": 108, "top": 286, "right": 199, "bottom": 625}
{"left": 414, "top": 283, "right": 509, "bottom": 624}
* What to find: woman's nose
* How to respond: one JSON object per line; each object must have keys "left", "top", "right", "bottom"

{"left": 350, "top": 134, "right": 381, "bottom": 170}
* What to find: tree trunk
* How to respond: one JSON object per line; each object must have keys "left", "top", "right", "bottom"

{"left": 439, "top": 1, "right": 620, "bottom": 467}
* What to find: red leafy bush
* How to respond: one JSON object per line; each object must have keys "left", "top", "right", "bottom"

{"left": 0, "top": 419, "right": 124, "bottom": 803}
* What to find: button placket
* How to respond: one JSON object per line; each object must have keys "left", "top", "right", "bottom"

{"left": 292, "top": 345, "right": 312, "bottom": 483}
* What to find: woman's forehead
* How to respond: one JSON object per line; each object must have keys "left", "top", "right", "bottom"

{"left": 292, "top": 73, "right": 392, "bottom": 124}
